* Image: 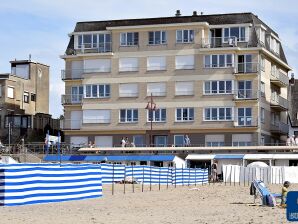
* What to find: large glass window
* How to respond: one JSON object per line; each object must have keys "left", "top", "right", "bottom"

{"left": 148, "top": 31, "right": 166, "bottom": 45}
{"left": 176, "top": 108, "right": 194, "bottom": 121}
{"left": 120, "top": 109, "right": 138, "bottom": 123}
{"left": 176, "top": 30, "right": 194, "bottom": 43}
{"left": 85, "top": 84, "right": 110, "bottom": 98}
{"left": 204, "top": 54, "right": 234, "bottom": 68}
{"left": 78, "top": 34, "right": 111, "bottom": 52}
{"left": 237, "top": 108, "right": 252, "bottom": 126}
{"left": 204, "top": 81, "right": 232, "bottom": 94}
{"left": 223, "top": 27, "right": 246, "bottom": 42}
{"left": 174, "top": 135, "right": 184, "bottom": 147}
{"left": 237, "top": 80, "right": 252, "bottom": 99}
{"left": 148, "top": 108, "right": 166, "bottom": 122}
{"left": 204, "top": 107, "right": 233, "bottom": 121}
{"left": 120, "top": 32, "right": 139, "bottom": 46}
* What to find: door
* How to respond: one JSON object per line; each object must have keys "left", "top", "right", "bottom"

{"left": 71, "top": 86, "right": 83, "bottom": 103}
{"left": 238, "top": 55, "right": 252, "bottom": 73}
{"left": 238, "top": 81, "right": 252, "bottom": 98}
{"left": 154, "top": 136, "right": 167, "bottom": 147}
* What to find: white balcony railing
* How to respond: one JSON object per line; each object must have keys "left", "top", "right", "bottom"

{"left": 233, "top": 90, "right": 259, "bottom": 100}
{"left": 270, "top": 69, "right": 288, "bottom": 86}
{"left": 234, "top": 62, "right": 259, "bottom": 74}
{"left": 61, "top": 94, "right": 83, "bottom": 104}
{"left": 76, "top": 42, "right": 112, "bottom": 54}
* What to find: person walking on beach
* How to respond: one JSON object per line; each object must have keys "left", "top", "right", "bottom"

{"left": 184, "top": 135, "right": 191, "bottom": 147}
{"left": 211, "top": 160, "right": 218, "bottom": 182}
{"left": 281, "top": 181, "right": 290, "bottom": 207}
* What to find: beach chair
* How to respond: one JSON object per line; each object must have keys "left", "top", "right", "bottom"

{"left": 250, "top": 180, "right": 281, "bottom": 207}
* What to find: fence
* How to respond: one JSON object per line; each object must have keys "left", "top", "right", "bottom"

{"left": 223, "top": 165, "right": 298, "bottom": 185}
{"left": 100, "top": 163, "right": 208, "bottom": 186}
{"left": 0, "top": 163, "right": 102, "bottom": 206}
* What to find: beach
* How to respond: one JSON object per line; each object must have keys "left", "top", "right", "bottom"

{"left": 0, "top": 183, "right": 291, "bottom": 224}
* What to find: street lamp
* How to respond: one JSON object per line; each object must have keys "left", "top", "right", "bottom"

{"left": 145, "top": 93, "right": 156, "bottom": 147}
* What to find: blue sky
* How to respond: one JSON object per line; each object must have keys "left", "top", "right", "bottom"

{"left": 0, "top": 0, "right": 297, "bottom": 118}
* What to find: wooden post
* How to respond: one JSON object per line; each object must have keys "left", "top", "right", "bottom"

{"left": 142, "top": 165, "right": 144, "bottom": 192}
{"left": 124, "top": 165, "right": 126, "bottom": 194}
{"left": 112, "top": 163, "right": 115, "bottom": 195}
{"left": 132, "top": 164, "right": 135, "bottom": 193}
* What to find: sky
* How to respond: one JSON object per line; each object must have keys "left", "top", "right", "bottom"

{"left": 0, "top": 0, "right": 297, "bottom": 118}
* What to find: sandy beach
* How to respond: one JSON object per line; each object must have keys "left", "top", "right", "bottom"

{"left": 0, "top": 183, "right": 292, "bottom": 224}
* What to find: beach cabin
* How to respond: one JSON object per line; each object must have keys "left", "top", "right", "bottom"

{"left": 243, "top": 154, "right": 298, "bottom": 166}
{"left": 43, "top": 154, "right": 186, "bottom": 168}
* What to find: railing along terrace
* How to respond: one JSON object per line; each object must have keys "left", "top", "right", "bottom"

{"left": 61, "top": 94, "right": 83, "bottom": 104}
{"left": 235, "top": 62, "right": 259, "bottom": 74}
{"left": 76, "top": 42, "right": 112, "bottom": 54}
{"left": 233, "top": 90, "right": 259, "bottom": 100}
{"left": 234, "top": 117, "right": 258, "bottom": 127}
{"left": 271, "top": 69, "right": 289, "bottom": 86}
{"left": 270, "top": 95, "right": 289, "bottom": 109}
{"left": 201, "top": 36, "right": 248, "bottom": 48}
{"left": 270, "top": 122, "right": 289, "bottom": 134}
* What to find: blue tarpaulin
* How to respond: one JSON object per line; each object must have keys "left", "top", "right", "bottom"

{"left": 214, "top": 154, "right": 244, "bottom": 159}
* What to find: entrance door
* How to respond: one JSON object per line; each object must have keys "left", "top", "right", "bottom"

{"left": 71, "top": 86, "right": 83, "bottom": 103}
{"left": 154, "top": 136, "right": 167, "bottom": 147}
{"left": 238, "top": 55, "right": 252, "bottom": 73}
{"left": 210, "top": 29, "right": 222, "bottom": 47}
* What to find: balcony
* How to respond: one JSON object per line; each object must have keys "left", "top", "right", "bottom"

{"left": 270, "top": 95, "right": 288, "bottom": 111}
{"left": 233, "top": 90, "right": 259, "bottom": 101}
{"left": 75, "top": 42, "right": 112, "bottom": 54}
{"left": 234, "top": 117, "right": 258, "bottom": 127}
{"left": 270, "top": 122, "right": 289, "bottom": 135}
{"left": 61, "top": 68, "right": 111, "bottom": 80}
{"left": 270, "top": 70, "right": 288, "bottom": 87}
{"left": 61, "top": 94, "right": 83, "bottom": 105}
{"left": 234, "top": 63, "right": 259, "bottom": 74}
{"left": 201, "top": 37, "right": 248, "bottom": 48}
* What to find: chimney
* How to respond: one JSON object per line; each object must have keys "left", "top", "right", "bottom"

{"left": 175, "top": 10, "right": 181, "bottom": 17}
{"left": 193, "top": 11, "right": 197, "bottom": 16}
{"left": 201, "top": 12, "right": 204, "bottom": 15}
{"left": 29, "top": 54, "right": 31, "bottom": 61}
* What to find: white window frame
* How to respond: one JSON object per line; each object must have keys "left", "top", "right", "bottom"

{"left": 237, "top": 107, "right": 252, "bottom": 126}
{"left": 204, "top": 107, "right": 233, "bottom": 121}
{"left": 223, "top": 27, "right": 247, "bottom": 42}
{"left": 175, "top": 108, "right": 194, "bottom": 122}
{"left": 84, "top": 84, "right": 110, "bottom": 98}
{"left": 120, "top": 32, "right": 139, "bottom": 46}
{"left": 204, "top": 54, "right": 234, "bottom": 68}
{"left": 23, "top": 91, "right": 29, "bottom": 103}
{"left": 148, "top": 31, "right": 167, "bottom": 45}
{"left": 119, "top": 109, "right": 138, "bottom": 123}
{"left": 147, "top": 108, "right": 166, "bottom": 122}
{"left": 174, "top": 135, "right": 185, "bottom": 147}
{"left": 176, "top": 30, "right": 194, "bottom": 43}
{"left": 204, "top": 80, "right": 233, "bottom": 95}
{"left": 7, "top": 86, "right": 14, "bottom": 99}
{"left": 205, "top": 135, "right": 225, "bottom": 147}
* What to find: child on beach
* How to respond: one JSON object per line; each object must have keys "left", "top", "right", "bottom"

{"left": 281, "top": 181, "right": 290, "bottom": 207}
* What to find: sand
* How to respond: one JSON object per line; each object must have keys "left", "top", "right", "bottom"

{"left": 0, "top": 183, "right": 293, "bottom": 224}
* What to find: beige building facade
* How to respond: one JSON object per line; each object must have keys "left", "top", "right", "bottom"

{"left": 61, "top": 12, "right": 291, "bottom": 148}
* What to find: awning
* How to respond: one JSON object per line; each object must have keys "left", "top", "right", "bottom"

{"left": 185, "top": 154, "right": 215, "bottom": 160}
{"left": 214, "top": 154, "right": 244, "bottom": 159}
{"left": 44, "top": 155, "right": 177, "bottom": 162}
{"left": 272, "top": 154, "right": 298, "bottom": 159}
{"left": 243, "top": 154, "right": 274, "bottom": 160}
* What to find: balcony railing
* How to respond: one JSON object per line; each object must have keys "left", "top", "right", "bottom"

{"left": 61, "top": 68, "right": 111, "bottom": 80}
{"left": 61, "top": 94, "right": 83, "bottom": 105}
{"left": 234, "top": 117, "right": 258, "bottom": 127}
{"left": 201, "top": 37, "right": 248, "bottom": 48}
{"left": 270, "top": 95, "right": 288, "bottom": 110}
{"left": 271, "top": 122, "right": 289, "bottom": 134}
{"left": 75, "top": 42, "right": 112, "bottom": 54}
{"left": 234, "top": 62, "right": 259, "bottom": 74}
{"left": 270, "top": 69, "right": 288, "bottom": 87}
{"left": 233, "top": 90, "right": 259, "bottom": 100}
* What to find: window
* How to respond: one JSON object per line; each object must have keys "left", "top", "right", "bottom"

{"left": 147, "top": 83, "right": 166, "bottom": 96}
{"left": 237, "top": 108, "right": 252, "bottom": 126}
{"left": 84, "top": 59, "right": 111, "bottom": 72}
{"left": 83, "top": 109, "right": 111, "bottom": 123}
{"left": 204, "top": 54, "right": 234, "bottom": 68}
{"left": 175, "top": 55, "right": 195, "bottom": 69}
{"left": 7, "top": 86, "right": 14, "bottom": 99}
{"left": 176, "top": 108, "right": 194, "bottom": 121}
{"left": 78, "top": 33, "right": 111, "bottom": 52}
{"left": 174, "top": 135, "right": 184, "bottom": 147}
{"left": 23, "top": 92, "right": 29, "bottom": 103}
{"left": 204, "top": 107, "right": 233, "bottom": 121}
{"left": 261, "top": 108, "right": 265, "bottom": 123}
{"left": 133, "top": 135, "right": 144, "bottom": 147}
{"left": 237, "top": 80, "right": 252, "bottom": 99}
{"left": 148, "top": 108, "right": 166, "bottom": 122}
{"left": 148, "top": 31, "right": 166, "bottom": 45}
{"left": 5, "top": 115, "right": 31, "bottom": 128}
{"left": 120, "top": 32, "right": 139, "bottom": 46}
{"left": 260, "top": 82, "right": 265, "bottom": 97}
{"left": 120, "top": 109, "right": 138, "bottom": 123}
{"left": 176, "top": 30, "right": 194, "bottom": 43}
{"left": 85, "top": 84, "right": 110, "bottom": 98}
{"left": 260, "top": 56, "right": 265, "bottom": 71}
{"left": 238, "top": 54, "right": 253, "bottom": 73}
{"left": 259, "top": 28, "right": 265, "bottom": 44}
{"left": 223, "top": 27, "right": 246, "bottom": 42}
{"left": 232, "top": 134, "right": 252, "bottom": 146}
{"left": 119, "top": 58, "right": 139, "bottom": 72}
{"left": 205, "top": 135, "right": 224, "bottom": 147}
{"left": 204, "top": 81, "right": 232, "bottom": 94}
{"left": 11, "top": 64, "right": 30, "bottom": 79}
{"left": 119, "top": 83, "right": 138, "bottom": 97}
{"left": 71, "top": 86, "right": 84, "bottom": 103}
{"left": 147, "top": 56, "right": 166, "bottom": 71}
{"left": 31, "top": 93, "right": 36, "bottom": 102}
{"left": 175, "top": 81, "right": 194, "bottom": 96}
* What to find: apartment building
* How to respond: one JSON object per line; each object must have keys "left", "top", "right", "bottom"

{"left": 0, "top": 59, "right": 59, "bottom": 142}
{"left": 61, "top": 11, "right": 291, "bottom": 148}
